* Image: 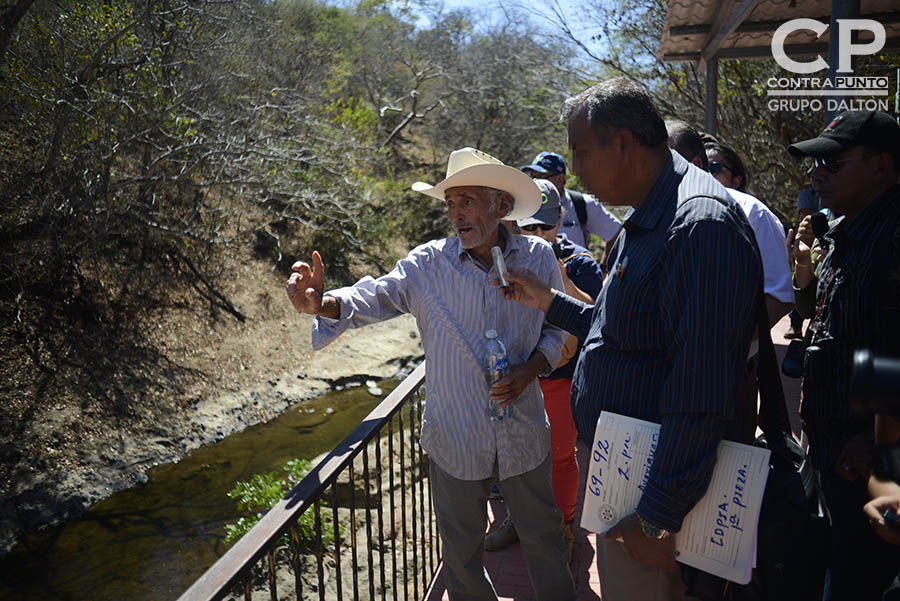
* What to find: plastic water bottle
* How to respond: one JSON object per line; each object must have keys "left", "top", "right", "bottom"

{"left": 484, "top": 329, "right": 512, "bottom": 421}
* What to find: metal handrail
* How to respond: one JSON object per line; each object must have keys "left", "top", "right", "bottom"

{"left": 177, "top": 361, "right": 437, "bottom": 601}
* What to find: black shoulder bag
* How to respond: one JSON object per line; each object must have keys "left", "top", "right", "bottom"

{"left": 681, "top": 285, "right": 830, "bottom": 601}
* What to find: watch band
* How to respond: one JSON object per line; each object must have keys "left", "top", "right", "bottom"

{"left": 637, "top": 514, "right": 671, "bottom": 540}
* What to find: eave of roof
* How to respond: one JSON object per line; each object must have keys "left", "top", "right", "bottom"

{"left": 658, "top": 0, "right": 900, "bottom": 63}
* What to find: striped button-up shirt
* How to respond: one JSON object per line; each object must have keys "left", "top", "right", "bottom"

{"left": 312, "top": 229, "right": 565, "bottom": 481}
{"left": 546, "top": 151, "right": 763, "bottom": 532}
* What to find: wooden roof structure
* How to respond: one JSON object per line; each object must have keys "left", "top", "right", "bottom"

{"left": 656, "top": 0, "right": 900, "bottom": 131}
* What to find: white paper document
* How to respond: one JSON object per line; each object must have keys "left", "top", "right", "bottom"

{"left": 580, "top": 411, "right": 771, "bottom": 585}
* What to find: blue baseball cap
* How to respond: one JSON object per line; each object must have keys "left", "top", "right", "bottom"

{"left": 520, "top": 151, "right": 567, "bottom": 176}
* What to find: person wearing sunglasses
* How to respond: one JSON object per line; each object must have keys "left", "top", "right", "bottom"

{"left": 787, "top": 110, "right": 900, "bottom": 601}
{"left": 704, "top": 141, "right": 795, "bottom": 329}
{"left": 704, "top": 142, "right": 749, "bottom": 192}
{"left": 485, "top": 179, "right": 604, "bottom": 561}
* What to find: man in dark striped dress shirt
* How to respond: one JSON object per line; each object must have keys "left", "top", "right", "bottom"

{"left": 788, "top": 110, "right": 900, "bottom": 601}
{"left": 502, "top": 78, "right": 763, "bottom": 601}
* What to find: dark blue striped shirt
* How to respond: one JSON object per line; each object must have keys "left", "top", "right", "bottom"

{"left": 799, "top": 185, "right": 900, "bottom": 471}
{"left": 546, "top": 151, "right": 763, "bottom": 532}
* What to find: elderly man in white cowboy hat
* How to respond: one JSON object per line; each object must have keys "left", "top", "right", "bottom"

{"left": 286, "top": 147, "right": 576, "bottom": 601}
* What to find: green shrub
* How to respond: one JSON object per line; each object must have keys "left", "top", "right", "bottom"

{"left": 225, "top": 459, "right": 336, "bottom": 549}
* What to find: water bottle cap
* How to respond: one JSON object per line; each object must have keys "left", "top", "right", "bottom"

{"left": 485, "top": 329, "right": 497, "bottom": 338}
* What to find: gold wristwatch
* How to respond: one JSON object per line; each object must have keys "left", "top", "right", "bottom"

{"left": 637, "top": 514, "right": 671, "bottom": 540}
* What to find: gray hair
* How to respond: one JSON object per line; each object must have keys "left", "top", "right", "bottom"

{"left": 487, "top": 188, "right": 515, "bottom": 217}
{"left": 561, "top": 78, "right": 668, "bottom": 147}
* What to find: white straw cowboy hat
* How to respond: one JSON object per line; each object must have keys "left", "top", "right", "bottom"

{"left": 412, "top": 147, "right": 542, "bottom": 221}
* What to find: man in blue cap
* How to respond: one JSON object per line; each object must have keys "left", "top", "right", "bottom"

{"left": 520, "top": 151, "right": 621, "bottom": 264}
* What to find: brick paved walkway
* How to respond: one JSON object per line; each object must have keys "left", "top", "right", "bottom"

{"left": 424, "top": 314, "right": 803, "bottom": 601}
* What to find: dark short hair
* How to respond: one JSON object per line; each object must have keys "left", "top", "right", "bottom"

{"left": 665, "top": 119, "right": 709, "bottom": 170}
{"left": 562, "top": 78, "right": 668, "bottom": 148}
{"left": 705, "top": 142, "right": 749, "bottom": 191}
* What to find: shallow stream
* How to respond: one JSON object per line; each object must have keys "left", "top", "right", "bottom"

{"left": 0, "top": 378, "right": 400, "bottom": 601}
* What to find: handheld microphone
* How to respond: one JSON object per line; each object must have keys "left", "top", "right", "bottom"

{"left": 491, "top": 246, "right": 508, "bottom": 287}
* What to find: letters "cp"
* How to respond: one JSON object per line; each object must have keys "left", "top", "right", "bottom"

{"left": 772, "top": 18, "right": 886, "bottom": 74}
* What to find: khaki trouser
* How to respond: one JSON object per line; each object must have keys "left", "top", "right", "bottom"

{"left": 595, "top": 538, "right": 694, "bottom": 601}
{"left": 429, "top": 453, "right": 576, "bottom": 601}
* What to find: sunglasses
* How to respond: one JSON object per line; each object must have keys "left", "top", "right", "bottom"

{"left": 708, "top": 161, "right": 733, "bottom": 176}
{"left": 813, "top": 154, "right": 871, "bottom": 174}
{"left": 520, "top": 223, "right": 556, "bottom": 232}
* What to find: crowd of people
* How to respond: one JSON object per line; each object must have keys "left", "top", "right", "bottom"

{"left": 285, "top": 78, "right": 900, "bottom": 601}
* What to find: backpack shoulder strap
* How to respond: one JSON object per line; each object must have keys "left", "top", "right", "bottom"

{"left": 561, "top": 252, "right": 595, "bottom": 264}
{"left": 568, "top": 190, "right": 589, "bottom": 241}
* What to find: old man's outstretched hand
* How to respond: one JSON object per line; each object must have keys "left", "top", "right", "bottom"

{"left": 286, "top": 251, "right": 326, "bottom": 315}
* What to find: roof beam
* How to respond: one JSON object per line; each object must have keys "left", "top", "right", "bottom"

{"left": 670, "top": 11, "right": 900, "bottom": 37}
{"left": 705, "top": 59, "right": 718, "bottom": 136}
{"left": 699, "top": 0, "right": 763, "bottom": 68}
{"left": 662, "top": 34, "right": 900, "bottom": 62}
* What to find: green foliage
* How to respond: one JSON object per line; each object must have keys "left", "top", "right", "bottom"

{"left": 368, "top": 177, "right": 448, "bottom": 249}
{"left": 224, "top": 458, "right": 335, "bottom": 548}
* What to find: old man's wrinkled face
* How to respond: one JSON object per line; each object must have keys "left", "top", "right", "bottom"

{"left": 444, "top": 186, "right": 509, "bottom": 253}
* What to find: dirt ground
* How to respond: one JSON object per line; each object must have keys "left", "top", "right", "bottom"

{"left": 0, "top": 253, "right": 423, "bottom": 555}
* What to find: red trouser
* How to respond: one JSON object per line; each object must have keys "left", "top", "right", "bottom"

{"left": 540, "top": 377, "right": 579, "bottom": 522}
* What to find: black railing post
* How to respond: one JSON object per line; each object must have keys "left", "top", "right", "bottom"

{"left": 388, "top": 418, "right": 398, "bottom": 601}
{"left": 290, "top": 526, "right": 302, "bottom": 598}
{"left": 266, "top": 550, "right": 277, "bottom": 601}
{"left": 363, "top": 445, "right": 376, "bottom": 601}
{"left": 417, "top": 395, "right": 427, "bottom": 595}
{"left": 315, "top": 500, "right": 326, "bottom": 601}
{"left": 375, "top": 432, "right": 386, "bottom": 601}
{"left": 398, "top": 410, "right": 409, "bottom": 601}
{"left": 349, "top": 461, "right": 360, "bottom": 601}
{"left": 332, "top": 485, "right": 343, "bottom": 601}
{"left": 409, "top": 399, "right": 419, "bottom": 598}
